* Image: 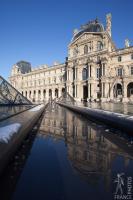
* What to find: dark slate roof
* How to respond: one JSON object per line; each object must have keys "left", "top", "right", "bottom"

{"left": 73, "top": 19, "right": 104, "bottom": 41}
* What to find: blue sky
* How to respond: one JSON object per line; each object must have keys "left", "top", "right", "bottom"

{"left": 0, "top": 0, "right": 133, "bottom": 79}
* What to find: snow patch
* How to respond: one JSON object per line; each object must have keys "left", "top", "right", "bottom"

{"left": 126, "top": 116, "right": 133, "bottom": 120}
{"left": 30, "top": 105, "right": 44, "bottom": 112}
{"left": 0, "top": 123, "right": 21, "bottom": 143}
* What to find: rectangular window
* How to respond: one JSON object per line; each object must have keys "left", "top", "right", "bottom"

{"left": 118, "top": 56, "right": 122, "bottom": 62}
{"left": 117, "top": 68, "right": 123, "bottom": 76}
{"left": 131, "top": 67, "right": 133, "bottom": 75}
{"left": 96, "top": 68, "right": 100, "bottom": 78}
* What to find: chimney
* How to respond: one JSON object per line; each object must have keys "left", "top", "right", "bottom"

{"left": 106, "top": 13, "right": 112, "bottom": 37}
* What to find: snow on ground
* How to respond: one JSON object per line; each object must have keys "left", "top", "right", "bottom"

{"left": 30, "top": 104, "right": 44, "bottom": 112}
{"left": 0, "top": 123, "right": 21, "bottom": 143}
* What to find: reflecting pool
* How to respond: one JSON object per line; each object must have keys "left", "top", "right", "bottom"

{"left": 0, "top": 105, "right": 34, "bottom": 121}
{"left": 77, "top": 102, "right": 133, "bottom": 115}
{"left": 0, "top": 103, "right": 133, "bottom": 200}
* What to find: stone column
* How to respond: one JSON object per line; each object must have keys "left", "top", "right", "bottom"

{"left": 110, "top": 82, "right": 114, "bottom": 100}
{"left": 67, "top": 86, "right": 69, "bottom": 94}
{"left": 30, "top": 90, "right": 32, "bottom": 102}
{"left": 41, "top": 89, "right": 43, "bottom": 102}
{"left": 75, "top": 84, "right": 80, "bottom": 101}
{"left": 45, "top": 89, "right": 49, "bottom": 101}
{"left": 88, "top": 84, "right": 90, "bottom": 99}
{"left": 122, "top": 82, "right": 128, "bottom": 102}
{"left": 35, "top": 90, "right": 38, "bottom": 102}
{"left": 58, "top": 88, "right": 62, "bottom": 97}
{"left": 91, "top": 83, "right": 97, "bottom": 99}
{"left": 52, "top": 88, "right": 55, "bottom": 99}
{"left": 105, "top": 82, "right": 109, "bottom": 99}
{"left": 69, "top": 85, "right": 73, "bottom": 97}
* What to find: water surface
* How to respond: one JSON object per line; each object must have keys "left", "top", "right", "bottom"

{"left": 1, "top": 103, "right": 133, "bottom": 200}
{"left": 0, "top": 105, "right": 33, "bottom": 121}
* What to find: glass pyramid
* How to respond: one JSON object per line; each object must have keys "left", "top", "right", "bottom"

{"left": 0, "top": 76, "right": 32, "bottom": 105}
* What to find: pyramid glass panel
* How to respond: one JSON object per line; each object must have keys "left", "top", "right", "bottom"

{"left": 0, "top": 76, "right": 32, "bottom": 105}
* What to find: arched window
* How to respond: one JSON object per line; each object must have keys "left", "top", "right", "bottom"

{"left": 84, "top": 45, "right": 88, "bottom": 54}
{"left": 127, "top": 82, "right": 133, "bottom": 97}
{"left": 55, "top": 89, "right": 58, "bottom": 98}
{"left": 82, "top": 67, "right": 88, "bottom": 80}
{"left": 29, "top": 91, "right": 31, "bottom": 98}
{"left": 49, "top": 89, "right": 52, "bottom": 97}
{"left": 43, "top": 90, "right": 46, "bottom": 98}
{"left": 97, "top": 41, "right": 103, "bottom": 51}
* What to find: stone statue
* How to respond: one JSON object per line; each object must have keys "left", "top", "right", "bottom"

{"left": 125, "top": 39, "right": 130, "bottom": 47}
{"left": 106, "top": 13, "right": 112, "bottom": 37}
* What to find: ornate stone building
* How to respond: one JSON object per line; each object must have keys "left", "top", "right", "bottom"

{"left": 9, "top": 13, "right": 133, "bottom": 103}
{"left": 10, "top": 61, "right": 66, "bottom": 103}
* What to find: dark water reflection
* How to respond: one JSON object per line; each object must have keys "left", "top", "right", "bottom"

{"left": 1, "top": 103, "right": 133, "bottom": 200}
{"left": 0, "top": 105, "right": 33, "bottom": 120}
{"left": 76, "top": 101, "right": 133, "bottom": 115}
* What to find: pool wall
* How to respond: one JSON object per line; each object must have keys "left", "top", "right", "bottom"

{"left": 57, "top": 102, "right": 133, "bottom": 135}
{"left": 0, "top": 104, "right": 48, "bottom": 176}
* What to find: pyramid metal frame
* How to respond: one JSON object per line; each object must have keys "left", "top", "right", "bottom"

{"left": 0, "top": 76, "right": 32, "bottom": 105}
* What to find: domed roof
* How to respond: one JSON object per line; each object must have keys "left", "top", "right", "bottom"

{"left": 73, "top": 19, "right": 104, "bottom": 41}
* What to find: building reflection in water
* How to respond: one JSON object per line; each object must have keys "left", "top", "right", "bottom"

{"left": 0, "top": 105, "right": 33, "bottom": 121}
{"left": 39, "top": 104, "right": 133, "bottom": 192}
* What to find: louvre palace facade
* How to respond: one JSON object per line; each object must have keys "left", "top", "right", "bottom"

{"left": 9, "top": 13, "right": 133, "bottom": 103}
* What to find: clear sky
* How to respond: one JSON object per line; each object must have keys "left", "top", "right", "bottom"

{"left": 0, "top": 0, "right": 133, "bottom": 79}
